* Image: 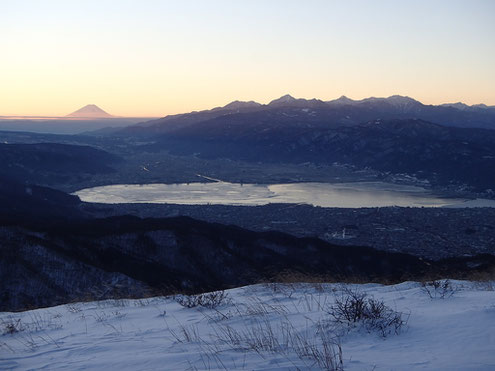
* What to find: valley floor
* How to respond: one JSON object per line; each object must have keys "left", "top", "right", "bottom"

{"left": 83, "top": 203, "right": 495, "bottom": 260}
{"left": 1, "top": 281, "right": 495, "bottom": 370}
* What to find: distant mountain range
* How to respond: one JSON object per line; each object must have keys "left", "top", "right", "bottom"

{"left": 111, "top": 94, "right": 495, "bottom": 191}
{"left": 118, "top": 94, "right": 495, "bottom": 138}
{"left": 327, "top": 95, "right": 495, "bottom": 113}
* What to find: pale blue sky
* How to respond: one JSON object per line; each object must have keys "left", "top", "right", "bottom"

{"left": 1, "top": 0, "right": 494, "bottom": 116}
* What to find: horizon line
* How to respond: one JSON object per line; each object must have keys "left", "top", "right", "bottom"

{"left": 2, "top": 94, "right": 494, "bottom": 118}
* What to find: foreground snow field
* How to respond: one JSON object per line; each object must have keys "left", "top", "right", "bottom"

{"left": 1, "top": 281, "right": 494, "bottom": 370}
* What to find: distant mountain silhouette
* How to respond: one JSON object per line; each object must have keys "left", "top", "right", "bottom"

{"left": 117, "top": 94, "right": 495, "bottom": 136}
{"left": 113, "top": 92, "right": 495, "bottom": 191}
{"left": 219, "top": 100, "right": 262, "bottom": 111}
{"left": 440, "top": 102, "right": 495, "bottom": 112}
{"left": 326, "top": 95, "right": 357, "bottom": 105}
{"left": 66, "top": 104, "right": 114, "bottom": 118}
{"left": 268, "top": 94, "right": 328, "bottom": 108}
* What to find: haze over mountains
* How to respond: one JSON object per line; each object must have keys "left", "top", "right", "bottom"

{"left": 1, "top": 94, "right": 494, "bottom": 193}
{"left": 2, "top": 95, "right": 494, "bottom": 134}
{"left": 0, "top": 104, "right": 156, "bottom": 134}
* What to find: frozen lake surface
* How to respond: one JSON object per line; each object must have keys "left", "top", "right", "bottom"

{"left": 74, "top": 181, "right": 495, "bottom": 208}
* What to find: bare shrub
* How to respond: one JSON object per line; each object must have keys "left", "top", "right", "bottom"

{"left": 168, "top": 297, "right": 343, "bottom": 370}
{"left": 96, "top": 298, "right": 129, "bottom": 309}
{"left": 23, "top": 312, "right": 63, "bottom": 332}
{"left": 328, "top": 288, "right": 407, "bottom": 337}
{"left": 111, "top": 310, "right": 127, "bottom": 319}
{"left": 174, "top": 294, "right": 202, "bottom": 308}
{"left": 93, "top": 311, "right": 109, "bottom": 323}
{"left": 473, "top": 281, "right": 494, "bottom": 291}
{"left": 175, "top": 290, "right": 230, "bottom": 309}
{"left": 299, "top": 292, "right": 329, "bottom": 312}
{"left": 210, "top": 318, "right": 343, "bottom": 370}
{"left": 133, "top": 298, "right": 152, "bottom": 307}
{"left": 2, "top": 318, "right": 23, "bottom": 335}
{"left": 421, "top": 279, "right": 457, "bottom": 299}
{"left": 200, "top": 291, "right": 230, "bottom": 309}
{"left": 291, "top": 324, "right": 343, "bottom": 371}
{"left": 169, "top": 323, "right": 202, "bottom": 343}
{"left": 66, "top": 304, "right": 82, "bottom": 313}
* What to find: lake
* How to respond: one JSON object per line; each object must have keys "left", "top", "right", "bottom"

{"left": 73, "top": 181, "right": 495, "bottom": 208}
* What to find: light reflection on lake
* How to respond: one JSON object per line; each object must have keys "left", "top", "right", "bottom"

{"left": 74, "top": 181, "right": 495, "bottom": 208}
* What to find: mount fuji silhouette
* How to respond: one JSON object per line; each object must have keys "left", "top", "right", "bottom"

{"left": 66, "top": 104, "right": 114, "bottom": 118}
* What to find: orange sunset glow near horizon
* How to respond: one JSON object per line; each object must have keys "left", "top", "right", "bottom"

{"left": 1, "top": 0, "right": 494, "bottom": 117}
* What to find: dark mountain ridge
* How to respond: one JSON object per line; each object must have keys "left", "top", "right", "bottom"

{"left": 142, "top": 118, "right": 495, "bottom": 191}
{"left": 119, "top": 94, "right": 495, "bottom": 137}
{"left": 0, "top": 142, "right": 121, "bottom": 186}
{"left": 104, "top": 95, "right": 495, "bottom": 191}
{"left": 2, "top": 212, "right": 495, "bottom": 312}
{"left": 0, "top": 177, "right": 83, "bottom": 222}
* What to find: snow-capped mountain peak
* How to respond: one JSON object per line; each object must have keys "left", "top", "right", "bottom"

{"left": 222, "top": 100, "right": 262, "bottom": 110}
{"left": 268, "top": 94, "right": 297, "bottom": 106}
{"left": 66, "top": 104, "right": 113, "bottom": 118}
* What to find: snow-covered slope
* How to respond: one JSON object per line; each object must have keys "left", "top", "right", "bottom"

{"left": 66, "top": 104, "right": 114, "bottom": 118}
{"left": 1, "top": 281, "right": 494, "bottom": 370}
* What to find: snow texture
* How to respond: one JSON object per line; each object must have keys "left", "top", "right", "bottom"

{"left": 1, "top": 281, "right": 494, "bottom": 370}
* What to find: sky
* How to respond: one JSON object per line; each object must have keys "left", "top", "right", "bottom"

{"left": 1, "top": 0, "right": 494, "bottom": 117}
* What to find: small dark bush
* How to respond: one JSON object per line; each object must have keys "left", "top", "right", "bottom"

{"left": 2, "top": 318, "right": 23, "bottom": 335}
{"left": 328, "top": 288, "right": 407, "bottom": 337}
{"left": 175, "top": 290, "right": 229, "bottom": 309}
{"left": 421, "top": 279, "right": 457, "bottom": 299}
{"left": 175, "top": 295, "right": 202, "bottom": 308}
